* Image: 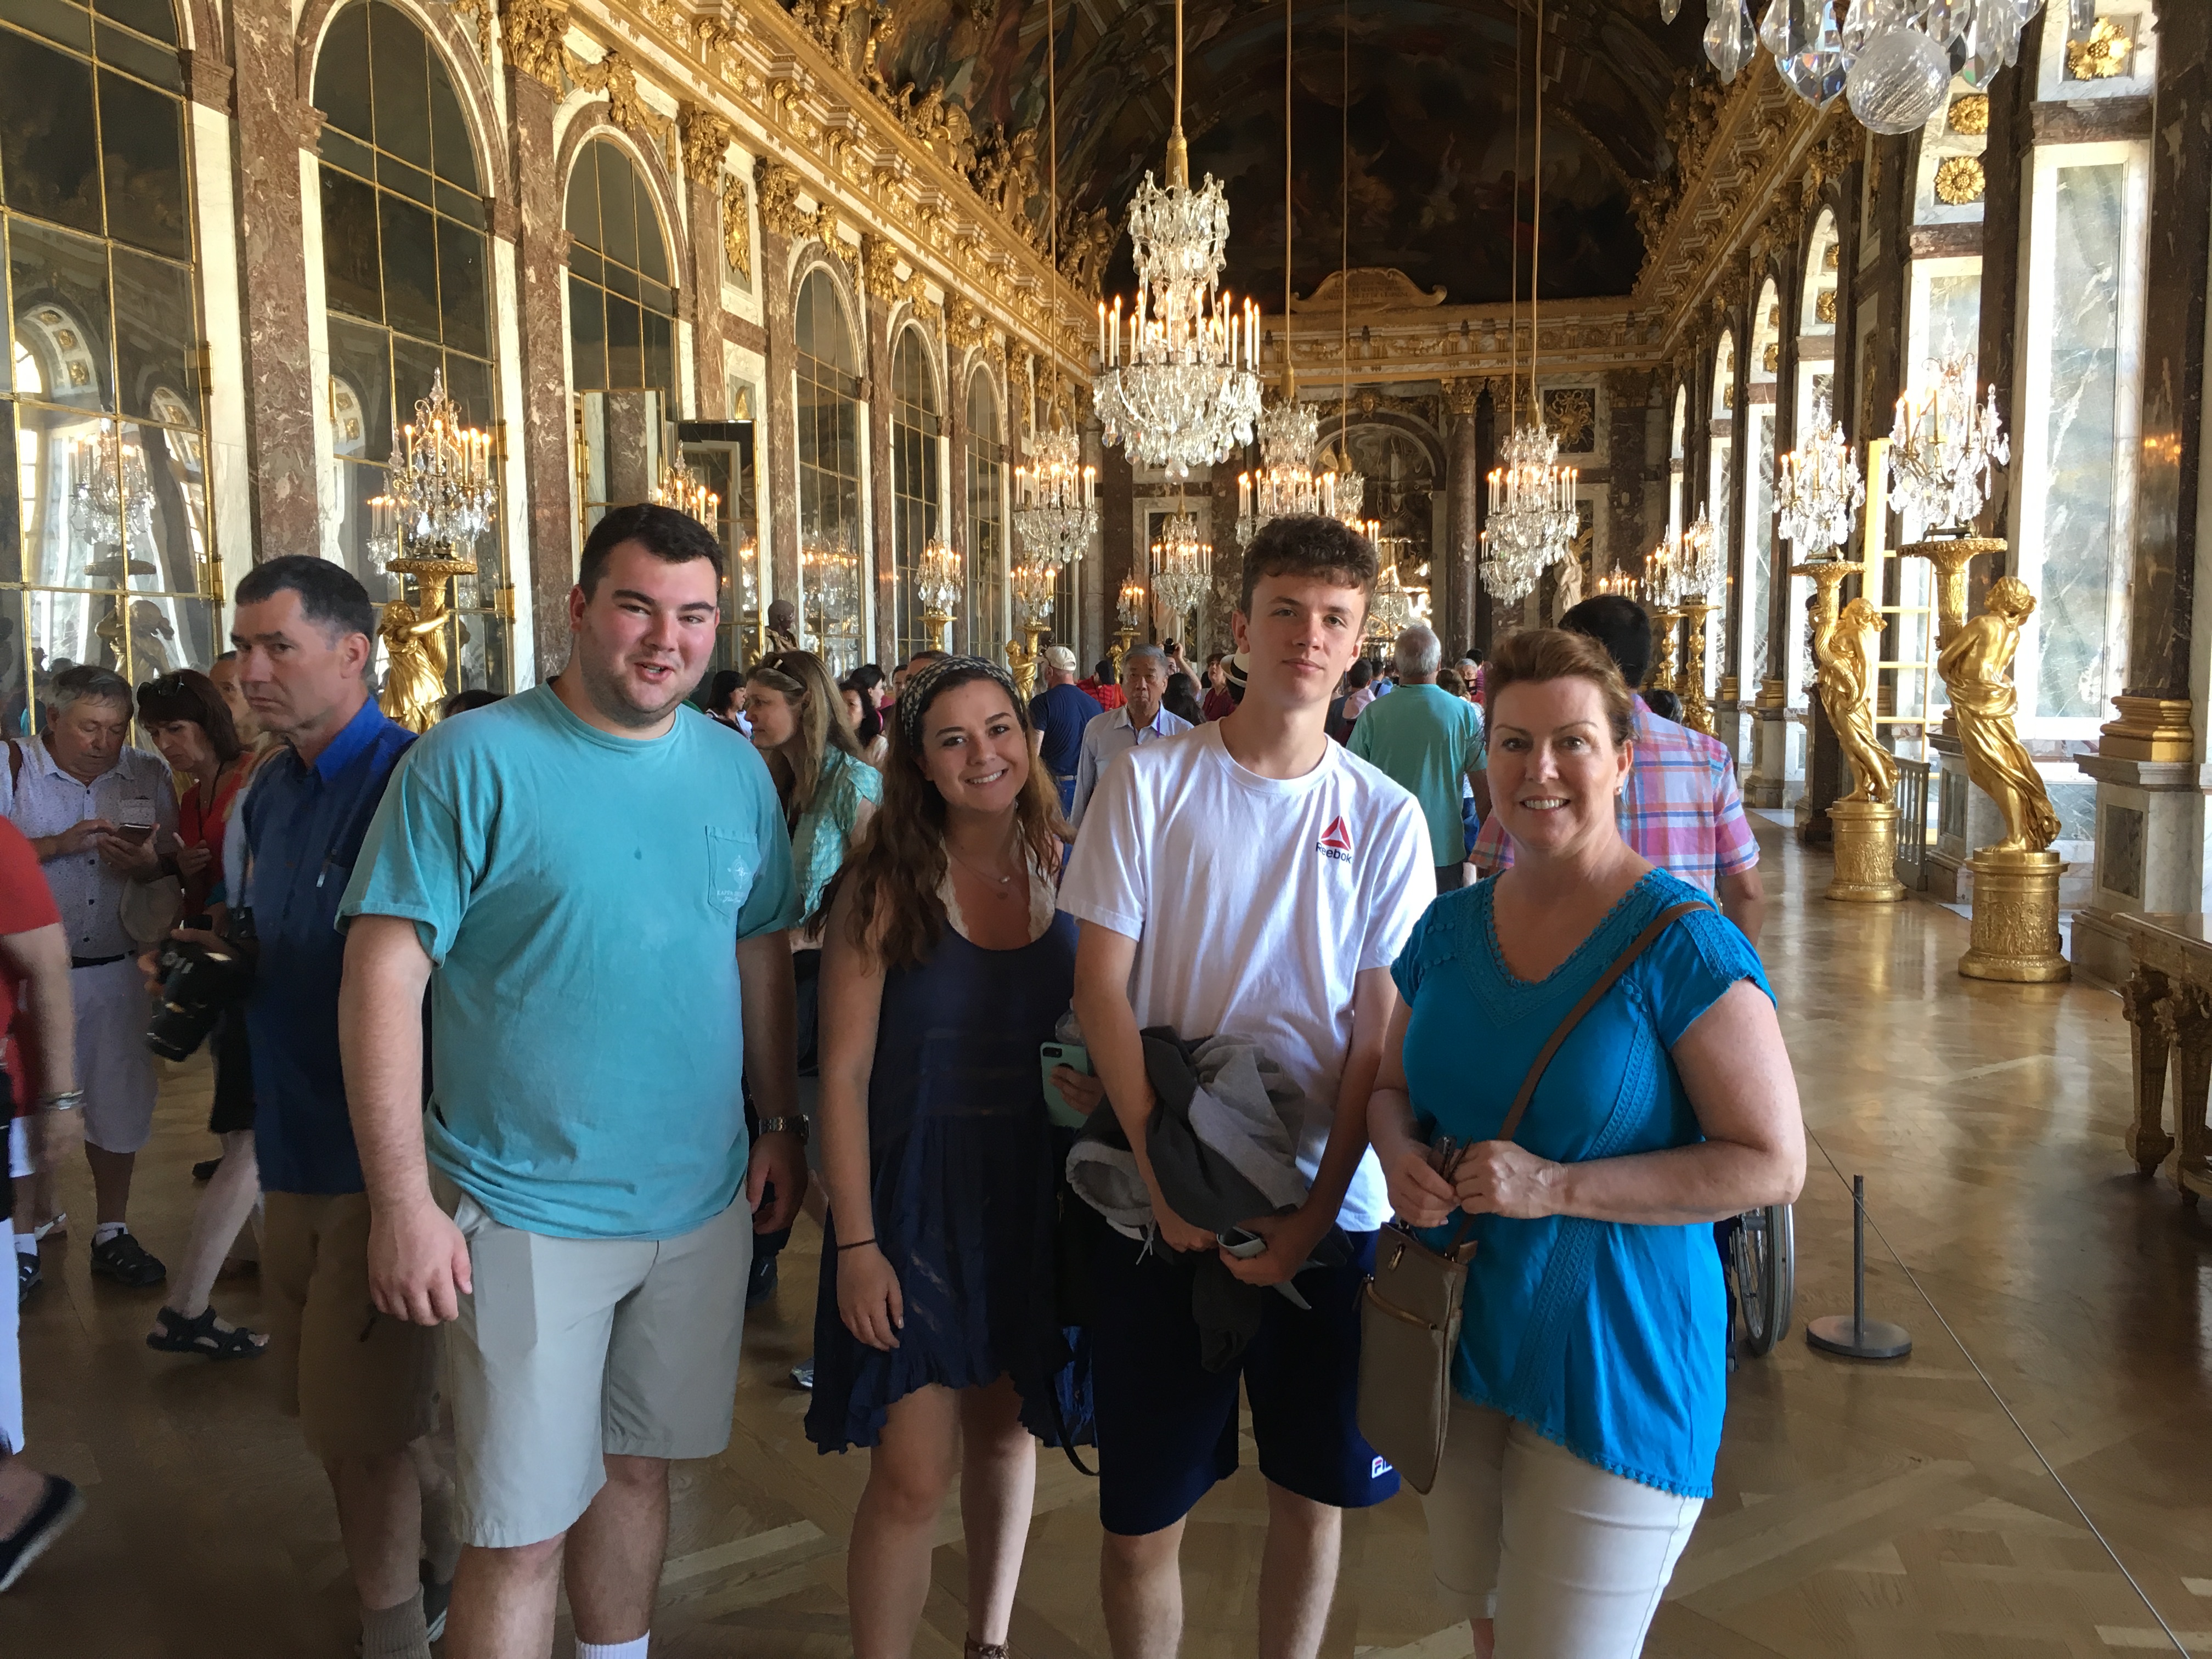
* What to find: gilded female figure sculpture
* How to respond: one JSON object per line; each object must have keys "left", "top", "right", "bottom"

{"left": 1937, "top": 575, "right": 2061, "bottom": 853}
{"left": 379, "top": 596, "right": 453, "bottom": 733}
{"left": 1814, "top": 595, "right": 1897, "bottom": 805}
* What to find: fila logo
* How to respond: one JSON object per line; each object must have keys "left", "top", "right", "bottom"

{"left": 1318, "top": 815, "right": 1353, "bottom": 864}
{"left": 1370, "top": 1455, "right": 1393, "bottom": 1479}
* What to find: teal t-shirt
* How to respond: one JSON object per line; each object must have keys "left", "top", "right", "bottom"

{"left": 1348, "top": 682, "right": 1486, "bottom": 865}
{"left": 340, "top": 684, "right": 801, "bottom": 1240}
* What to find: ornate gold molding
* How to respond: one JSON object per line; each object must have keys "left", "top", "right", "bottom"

{"left": 680, "top": 103, "right": 735, "bottom": 183}
{"left": 722, "top": 176, "right": 752, "bottom": 279}
{"left": 946, "top": 297, "right": 991, "bottom": 352}
{"left": 503, "top": 0, "right": 569, "bottom": 91}
{"left": 755, "top": 158, "right": 809, "bottom": 241}
{"left": 1934, "top": 155, "right": 1986, "bottom": 205}
{"left": 2101, "top": 695, "right": 2195, "bottom": 763}
{"left": 568, "top": 47, "right": 668, "bottom": 140}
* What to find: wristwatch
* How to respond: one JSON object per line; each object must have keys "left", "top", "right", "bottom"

{"left": 756, "top": 1115, "right": 809, "bottom": 1145}
{"left": 38, "top": 1090, "right": 83, "bottom": 1113}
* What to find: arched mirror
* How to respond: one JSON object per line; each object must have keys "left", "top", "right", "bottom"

{"left": 888, "top": 326, "right": 940, "bottom": 662}
{"left": 964, "top": 370, "right": 1006, "bottom": 665}
{"left": 314, "top": 0, "right": 506, "bottom": 697}
{"left": 795, "top": 267, "right": 862, "bottom": 673}
{"left": 1, "top": 0, "right": 215, "bottom": 718}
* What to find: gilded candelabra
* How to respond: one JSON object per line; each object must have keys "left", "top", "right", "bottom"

{"left": 1677, "top": 600, "right": 1715, "bottom": 736}
{"left": 917, "top": 538, "right": 962, "bottom": 653}
{"left": 1007, "top": 562, "right": 1056, "bottom": 696}
{"left": 373, "top": 371, "right": 495, "bottom": 732}
{"left": 1111, "top": 578, "right": 1146, "bottom": 669}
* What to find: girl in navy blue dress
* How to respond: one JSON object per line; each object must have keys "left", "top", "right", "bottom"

{"left": 806, "top": 656, "right": 1098, "bottom": 1659}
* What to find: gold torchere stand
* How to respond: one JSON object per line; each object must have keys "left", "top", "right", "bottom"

{"left": 380, "top": 556, "right": 475, "bottom": 733}
{"left": 924, "top": 607, "right": 953, "bottom": 653}
{"left": 1109, "top": 624, "right": 1138, "bottom": 672}
{"left": 1793, "top": 557, "right": 1903, "bottom": 902}
{"left": 1678, "top": 600, "right": 1714, "bottom": 735}
{"left": 1648, "top": 607, "right": 1681, "bottom": 695}
{"left": 1006, "top": 622, "right": 1047, "bottom": 697}
{"left": 1940, "top": 574, "right": 2069, "bottom": 983}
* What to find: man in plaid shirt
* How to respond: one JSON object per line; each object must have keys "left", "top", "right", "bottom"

{"left": 1471, "top": 595, "right": 1767, "bottom": 945}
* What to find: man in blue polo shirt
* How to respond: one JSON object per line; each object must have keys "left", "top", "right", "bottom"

{"left": 223, "top": 555, "right": 450, "bottom": 1659}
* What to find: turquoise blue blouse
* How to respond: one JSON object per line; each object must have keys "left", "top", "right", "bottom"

{"left": 792, "top": 747, "right": 882, "bottom": 920}
{"left": 1390, "top": 867, "right": 1771, "bottom": 1498}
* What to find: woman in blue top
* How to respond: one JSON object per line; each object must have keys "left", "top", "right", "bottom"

{"left": 1369, "top": 628, "right": 1803, "bottom": 1659}
{"left": 808, "top": 657, "right": 1098, "bottom": 1659}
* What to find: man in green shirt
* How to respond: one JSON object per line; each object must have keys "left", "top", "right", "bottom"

{"left": 1348, "top": 624, "right": 1489, "bottom": 889}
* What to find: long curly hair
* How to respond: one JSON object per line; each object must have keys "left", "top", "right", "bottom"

{"left": 815, "top": 659, "right": 1066, "bottom": 971}
{"left": 746, "top": 649, "right": 864, "bottom": 821}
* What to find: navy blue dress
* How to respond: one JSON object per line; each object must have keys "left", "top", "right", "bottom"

{"left": 806, "top": 908, "right": 1092, "bottom": 1453}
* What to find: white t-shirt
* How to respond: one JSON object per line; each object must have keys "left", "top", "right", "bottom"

{"left": 1059, "top": 720, "right": 1435, "bottom": 1231}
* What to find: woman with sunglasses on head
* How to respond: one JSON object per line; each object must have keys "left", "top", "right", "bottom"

{"left": 809, "top": 657, "right": 1098, "bottom": 1659}
{"left": 134, "top": 670, "right": 269, "bottom": 1359}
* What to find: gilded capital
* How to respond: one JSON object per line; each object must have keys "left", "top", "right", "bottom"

{"left": 860, "top": 232, "right": 901, "bottom": 299}
{"left": 501, "top": 0, "right": 570, "bottom": 92}
{"left": 1443, "top": 377, "right": 1480, "bottom": 419}
{"left": 680, "top": 105, "right": 735, "bottom": 184}
{"left": 755, "top": 159, "right": 809, "bottom": 241}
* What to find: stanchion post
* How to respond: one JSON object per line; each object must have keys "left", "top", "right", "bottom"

{"left": 1806, "top": 1174, "right": 1912, "bottom": 1361}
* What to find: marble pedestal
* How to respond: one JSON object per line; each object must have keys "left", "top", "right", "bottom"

{"left": 1925, "top": 742, "right": 2008, "bottom": 902}
{"left": 1744, "top": 689, "right": 1792, "bottom": 809}
{"left": 2069, "top": 753, "right": 2211, "bottom": 985}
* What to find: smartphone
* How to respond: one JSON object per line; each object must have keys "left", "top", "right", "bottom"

{"left": 1040, "top": 1041, "right": 1092, "bottom": 1129}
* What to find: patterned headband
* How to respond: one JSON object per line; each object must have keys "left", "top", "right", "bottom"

{"left": 898, "top": 655, "right": 1021, "bottom": 748}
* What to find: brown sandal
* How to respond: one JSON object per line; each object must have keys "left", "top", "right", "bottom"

{"left": 964, "top": 1642, "right": 1009, "bottom": 1659}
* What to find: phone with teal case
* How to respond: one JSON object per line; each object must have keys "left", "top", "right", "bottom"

{"left": 1040, "top": 1041, "right": 1092, "bottom": 1128}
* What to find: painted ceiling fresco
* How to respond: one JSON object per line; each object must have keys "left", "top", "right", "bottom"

{"left": 860, "top": 0, "right": 1711, "bottom": 307}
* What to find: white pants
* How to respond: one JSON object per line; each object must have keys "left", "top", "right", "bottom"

{"left": 72, "top": 958, "right": 156, "bottom": 1155}
{"left": 1423, "top": 1400, "right": 1703, "bottom": 1658}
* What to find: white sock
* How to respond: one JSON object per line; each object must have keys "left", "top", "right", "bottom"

{"left": 577, "top": 1637, "right": 649, "bottom": 1659}
{"left": 13, "top": 1234, "right": 33, "bottom": 1260}
{"left": 94, "top": 1222, "right": 126, "bottom": 1246}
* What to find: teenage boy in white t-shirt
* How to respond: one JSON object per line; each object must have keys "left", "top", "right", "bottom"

{"left": 1060, "top": 514, "right": 1435, "bottom": 1659}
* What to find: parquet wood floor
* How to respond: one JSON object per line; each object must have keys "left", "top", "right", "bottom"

{"left": 11, "top": 821, "right": 2212, "bottom": 1656}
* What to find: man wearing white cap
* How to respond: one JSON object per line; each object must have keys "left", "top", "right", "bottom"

{"left": 1029, "top": 646, "right": 1103, "bottom": 818}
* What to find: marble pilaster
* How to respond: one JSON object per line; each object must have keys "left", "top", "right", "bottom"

{"left": 760, "top": 223, "right": 800, "bottom": 611}
{"left": 505, "top": 68, "right": 575, "bottom": 680}
{"left": 942, "top": 338, "right": 968, "bottom": 655}
{"left": 228, "top": 0, "right": 319, "bottom": 560}
{"left": 1442, "top": 379, "right": 1482, "bottom": 656}
{"left": 684, "top": 176, "right": 727, "bottom": 423}
{"left": 1207, "top": 462, "right": 1239, "bottom": 661}
{"left": 866, "top": 291, "right": 896, "bottom": 667}
{"left": 1602, "top": 370, "right": 1651, "bottom": 579}
{"left": 1974, "top": 11, "right": 2041, "bottom": 549}
{"left": 1100, "top": 443, "right": 1135, "bottom": 646}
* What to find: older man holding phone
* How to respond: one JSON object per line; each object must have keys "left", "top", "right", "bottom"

{"left": 2, "top": 664, "right": 177, "bottom": 1288}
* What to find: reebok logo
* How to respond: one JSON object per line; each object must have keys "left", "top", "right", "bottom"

{"left": 1318, "top": 815, "right": 1353, "bottom": 864}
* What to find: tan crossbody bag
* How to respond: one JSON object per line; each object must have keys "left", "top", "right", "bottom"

{"left": 1356, "top": 899, "right": 1712, "bottom": 1494}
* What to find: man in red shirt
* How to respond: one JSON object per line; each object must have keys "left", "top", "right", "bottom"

{"left": 0, "top": 816, "right": 87, "bottom": 1590}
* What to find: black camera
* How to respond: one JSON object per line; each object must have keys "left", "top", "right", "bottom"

{"left": 147, "top": 921, "right": 255, "bottom": 1062}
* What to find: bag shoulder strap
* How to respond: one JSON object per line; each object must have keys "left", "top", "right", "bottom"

{"left": 7, "top": 739, "right": 21, "bottom": 791}
{"left": 1496, "top": 898, "right": 1712, "bottom": 1145}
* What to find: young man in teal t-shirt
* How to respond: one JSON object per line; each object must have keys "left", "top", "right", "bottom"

{"left": 339, "top": 505, "right": 804, "bottom": 1659}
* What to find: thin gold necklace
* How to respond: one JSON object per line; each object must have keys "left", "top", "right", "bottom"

{"left": 947, "top": 836, "right": 1022, "bottom": 899}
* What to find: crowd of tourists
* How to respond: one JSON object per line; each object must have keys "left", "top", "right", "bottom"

{"left": 0, "top": 505, "right": 1803, "bottom": 1659}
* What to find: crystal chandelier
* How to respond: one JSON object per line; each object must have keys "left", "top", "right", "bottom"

{"left": 1013, "top": 421, "right": 1098, "bottom": 568}
{"left": 1485, "top": 423, "right": 1580, "bottom": 605}
{"left": 1688, "top": 0, "right": 2080, "bottom": 130}
{"left": 1237, "top": 397, "right": 1335, "bottom": 546}
{"left": 1011, "top": 561, "right": 1058, "bottom": 628}
{"left": 1482, "top": 0, "right": 1578, "bottom": 606}
{"left": 1775, "top": 394, "right": 1865, "bottom": 555}
{"left": 1677, "top": 512, "right": 1724, "bottom": 597}
{"left": 380, "top": 370, "right": 496, "bottom": 566}
{"left": 1888, "top": 353, "right": 2010, "bottom": 532}
{"left": 69, "top": 422, "right": 153, "bottom": 551}
{"left": 1150, "top": 511, "right": 1212, "bottom": 617}
{"left": 1117, "top": 578, "right": 1147, "bottom": 630}
{"left": 1092, "top": 0, "right": 1263, "bottom": 478}
{"left": 651, "top": 456, "right": 719, "bottom": 524}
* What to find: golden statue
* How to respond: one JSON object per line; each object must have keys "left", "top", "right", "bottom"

{"left": 1814, "top": 595, "right": 1898, "bottom": 805}
{"left": 379, "top": 557, "right": 473, "bottom": 733}
{"left": 1937, "top": 575, "right": 2061, "bottom": 854}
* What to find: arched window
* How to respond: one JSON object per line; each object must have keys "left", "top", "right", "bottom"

{"left": 1790, "top": 211, "right": 1841, "bottom": 725}
{"left": 1702, "top": 333, "right": 1736, "bottom": 710}
{"left": 314, "top": 0, "right": 506, "bottom": 693}
{"left": 964, "top": 370, "right": 1005, "bottom": 664}
{"left": 1, "top": 0, "right": 214, "bottom": 717}
{"left": 795, "top": 268, "right": 862, "bottom": 672}
{"left": 1668, "top": 383, "right": 1688, "bottom": 546}
{"left": 888, "top": 328, "right": 940, "bottom": 661}
{"left": 568, "top": 135, "right": 676, "bottom": 541}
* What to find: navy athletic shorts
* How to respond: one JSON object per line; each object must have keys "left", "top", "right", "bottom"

{"left": 1087, "top": 1215, "right": 1401, "bottom": 1537}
